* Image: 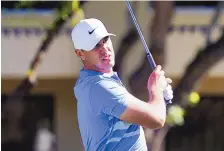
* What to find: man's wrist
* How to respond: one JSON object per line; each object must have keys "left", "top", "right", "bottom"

{"left": 149, "top": 90, "right": 164, "bottom": 104}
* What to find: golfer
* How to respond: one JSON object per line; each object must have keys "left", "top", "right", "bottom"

{"left": 71, "top": 18, "right": 173, "bottom": 151}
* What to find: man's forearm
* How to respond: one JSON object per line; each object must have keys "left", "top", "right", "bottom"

{"left": 148, "top": 91, "right": 167, "bottom": 123}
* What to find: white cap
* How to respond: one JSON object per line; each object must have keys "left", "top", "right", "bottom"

{"left": 71, "top": 18, "right": 115, "bottom": 51}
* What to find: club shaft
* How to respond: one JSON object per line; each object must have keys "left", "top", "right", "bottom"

{"left": 125, "top": 0, "right": 156, "bottom": 69}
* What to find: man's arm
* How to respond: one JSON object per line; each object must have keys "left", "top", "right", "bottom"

{"left": 120, "top": 65, "right": 168, "bottom": 129}
{"left": 89, "top": 65, "right": 170, "bottom": 129}
{"left": 120, "top": 93, "right": 166, "bottom": 129}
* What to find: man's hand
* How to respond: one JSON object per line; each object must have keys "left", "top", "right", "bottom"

{"left": 147, "top": 65, "right": 167, "bottom": 98}
{"left": 147, "top": 65, "right": 173, "bottom": 104}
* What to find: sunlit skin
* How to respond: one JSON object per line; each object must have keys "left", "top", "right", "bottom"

{"left": 75, "top": 36, "right": 115, "bottom": 73}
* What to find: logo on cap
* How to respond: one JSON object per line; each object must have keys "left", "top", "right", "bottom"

{"left": 88, "top": 27, "right": 98, "bottom": 35}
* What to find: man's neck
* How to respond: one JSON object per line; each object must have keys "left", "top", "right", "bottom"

{"left": 83, "top": 65, "right": 113, "bottom": 74}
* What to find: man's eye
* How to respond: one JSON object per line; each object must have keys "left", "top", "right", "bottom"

{"left": 95, "top": 44, "right": 100, "bottom": 48}
{"left": 103, "top": 37, "right": 109, "bottom": 43}
{"left": 103, "top": 40, "right": 107, "bottom": 44}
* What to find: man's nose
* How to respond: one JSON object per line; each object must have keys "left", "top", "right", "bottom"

{"left": 101, "top": 44, "right": 111, "bottom": 54}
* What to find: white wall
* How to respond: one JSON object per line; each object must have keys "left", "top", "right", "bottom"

{"left": 2, "top": 1, "right": 224, "bottom": 79}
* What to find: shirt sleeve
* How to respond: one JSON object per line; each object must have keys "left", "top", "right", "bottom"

{"left": 89, "top": 79, "right": 129, "bottom": 118}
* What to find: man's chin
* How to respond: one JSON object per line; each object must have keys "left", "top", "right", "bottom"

{"left": 103, "top": 61, "right": 114, "bottom": 67}
{"left": 97, "top": 61, "right": 114, "bottom": 69}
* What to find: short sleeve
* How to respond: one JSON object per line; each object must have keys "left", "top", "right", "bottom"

{"left": 89, "top": 79, "right": 128, "bottom": 118}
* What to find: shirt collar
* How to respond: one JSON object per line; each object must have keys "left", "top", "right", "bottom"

{"left": 79, "top": 68, "right": 118, "bottom": 78}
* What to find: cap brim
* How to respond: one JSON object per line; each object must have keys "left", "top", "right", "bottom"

{"left": 108, "top": 33, "right": 116, "bottom": 37}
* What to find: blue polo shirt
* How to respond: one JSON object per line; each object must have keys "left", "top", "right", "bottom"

{"left": 74, "top": 68, "right": 147, "bottom": 151}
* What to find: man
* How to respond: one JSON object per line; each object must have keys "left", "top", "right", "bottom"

{"left": 71, "top": 18, "right": 173, "bottom": 151}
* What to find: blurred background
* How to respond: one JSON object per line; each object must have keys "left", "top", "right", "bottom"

{"left": 1, "top": 1, "right": 224, "bottom": 151}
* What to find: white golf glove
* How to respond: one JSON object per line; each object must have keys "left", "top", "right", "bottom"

{"left": 163, "top": 84, "right": 173, "bottom": 101}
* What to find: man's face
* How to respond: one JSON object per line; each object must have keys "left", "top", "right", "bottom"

{"left": 76, "top": 36, "right": 115, "bottom": 73}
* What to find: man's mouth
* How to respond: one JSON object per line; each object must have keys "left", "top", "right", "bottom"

{"left": 101, "top": 56, "right": 111, "bottom": 62}
{"left": 101, "top": 55, "right": 111, "bottom": 60}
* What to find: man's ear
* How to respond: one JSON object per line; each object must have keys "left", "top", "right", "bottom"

{"left": 75, "top": 49, "right": 85, "bottom": 60}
